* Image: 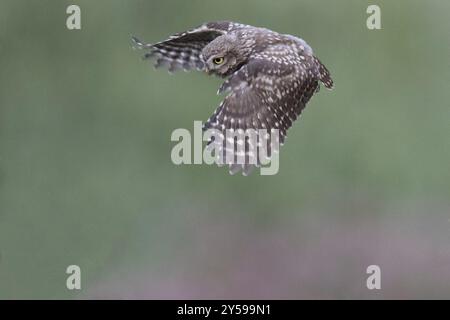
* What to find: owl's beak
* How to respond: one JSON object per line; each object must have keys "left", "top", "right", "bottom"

{"left": 205, "top": 66, "right": 212, "bottom": 75}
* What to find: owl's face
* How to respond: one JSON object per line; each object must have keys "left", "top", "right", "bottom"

{"left": 201, "top": 35, "right": 243, "bottom": 77}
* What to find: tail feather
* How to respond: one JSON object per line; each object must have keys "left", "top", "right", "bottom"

{"left": 314, "top": 57, "right": 334, "bottom": 89}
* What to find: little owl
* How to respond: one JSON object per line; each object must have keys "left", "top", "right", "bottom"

{"left": 132, "top": 21, "right": 333, "bottom": 175}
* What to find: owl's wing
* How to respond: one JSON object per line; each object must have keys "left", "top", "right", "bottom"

{"left": 132, "top": 22, "right": 239, "bottom": 72}
{"left": 203, "top": 50, "right": 324, "bottom": 175}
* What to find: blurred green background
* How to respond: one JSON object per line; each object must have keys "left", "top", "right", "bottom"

{"left": 0, "top": 0, "right": 449, "bottom": 299}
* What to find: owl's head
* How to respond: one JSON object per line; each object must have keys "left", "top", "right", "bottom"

{"left": 201, "top": 35, "right": 247, "bottom": 77}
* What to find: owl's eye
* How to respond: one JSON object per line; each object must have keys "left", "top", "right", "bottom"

{"left": 213, "top": 57, "right": 225, "bottom": 65}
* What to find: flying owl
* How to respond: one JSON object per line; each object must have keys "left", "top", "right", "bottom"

{"left": 132, "top": 21, "right": 333, "bottom": 175}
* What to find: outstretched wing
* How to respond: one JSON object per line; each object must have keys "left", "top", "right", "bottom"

{"left": 203, "top": 45, "right": 325, "bottom": 175}
{"left": 132, "top": 21, "right": 240, "bottom": 72}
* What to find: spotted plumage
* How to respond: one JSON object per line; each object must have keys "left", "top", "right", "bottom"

{"left": 133, "top": 21, "right": 333, "bottom": 175}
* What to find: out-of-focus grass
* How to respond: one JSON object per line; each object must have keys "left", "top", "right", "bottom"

{"left": 0, "top": 0, "right": 449, "bottom": 298}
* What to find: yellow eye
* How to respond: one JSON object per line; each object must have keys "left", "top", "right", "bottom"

{"left": 213, "top": 57, "right": 225, "bottom": 65}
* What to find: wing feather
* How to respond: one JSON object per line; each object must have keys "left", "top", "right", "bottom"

{"left": 204, "top": 48, "right": 324, "bottom": 175}
{"left": 132, "top": 21, "right": 244, "bottom": 72}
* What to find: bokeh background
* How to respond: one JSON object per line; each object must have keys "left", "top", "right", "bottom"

{"left": 0, "top": 0, "right": 449, "bottom": 299}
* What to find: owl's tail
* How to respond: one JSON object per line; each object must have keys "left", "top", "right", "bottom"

{"left": 314, "top": 57, "right": 334, "bottom": 90}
